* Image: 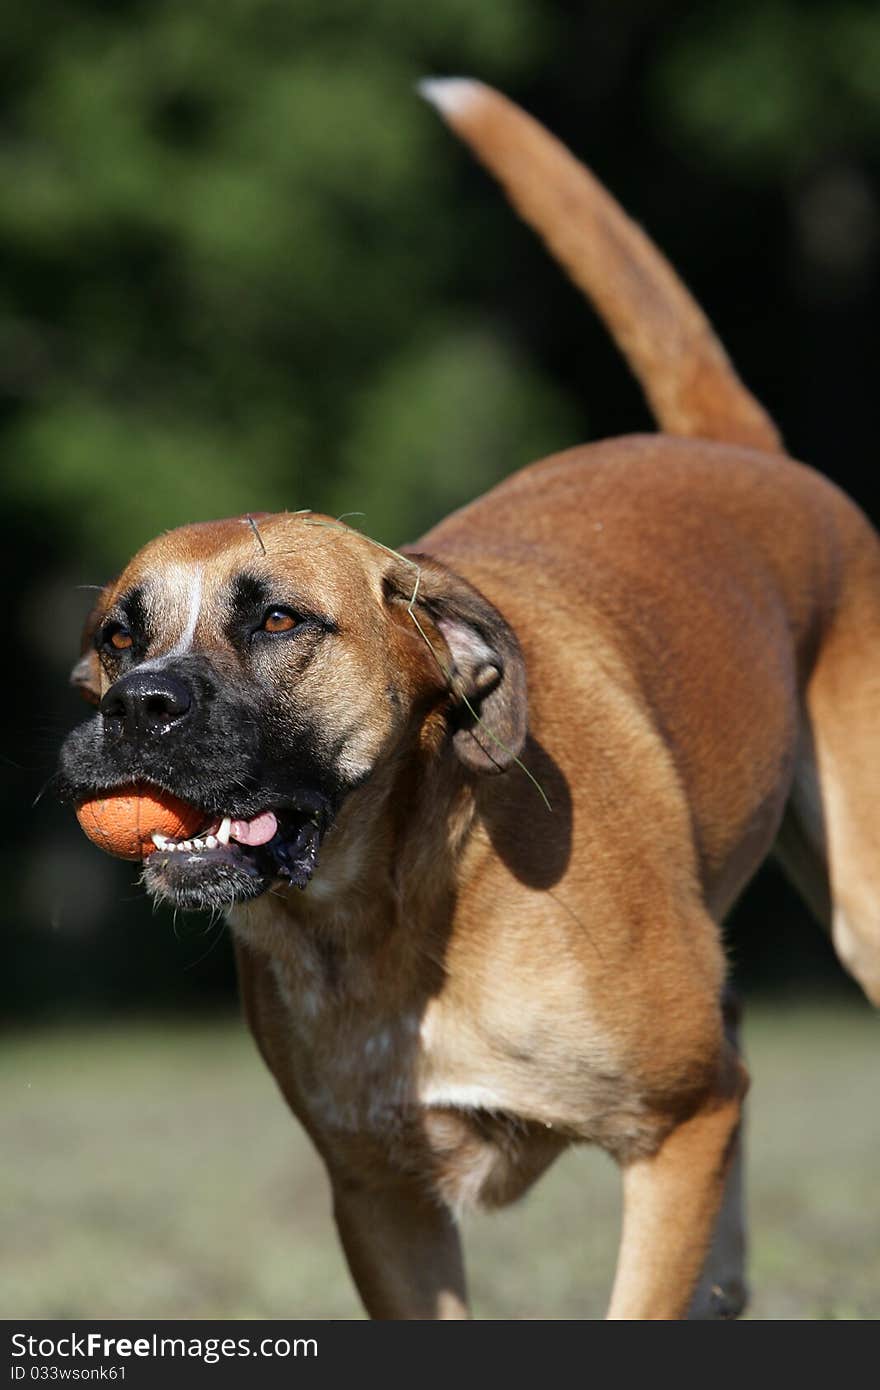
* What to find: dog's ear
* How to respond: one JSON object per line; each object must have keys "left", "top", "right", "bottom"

{"left": 386, "top": 553, "right": 528, "bottom": 774}
{"left": 70, "top": 592, "right": 108, "bottom": 706}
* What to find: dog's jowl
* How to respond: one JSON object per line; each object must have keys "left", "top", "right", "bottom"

{"left": 59, "top": 80, "right": 880, "bottom": 1319}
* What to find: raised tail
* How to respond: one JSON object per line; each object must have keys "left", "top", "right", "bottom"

{"left": 419, "top": 78, "right": 782, "bottom": 455}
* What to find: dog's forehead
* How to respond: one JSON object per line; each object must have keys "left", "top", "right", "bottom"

{"left": 108, "top": 512, "right": 385, "bottom": 620}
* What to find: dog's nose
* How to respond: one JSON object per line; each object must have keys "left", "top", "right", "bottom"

{"left": 100, "top": 670, "right": 193, "bottom": 739}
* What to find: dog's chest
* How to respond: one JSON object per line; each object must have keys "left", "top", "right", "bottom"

{"left": 233, "top": 891, "right": 659, "bottom": 1211}
{"left": 255, "top": 920, "right": 638, "bottom": 1157}
{"left": 268, "top": 941, "right": 421, "bottom": 1131}
{"left": 264, "top": 935, "right": 444, "bottom": 1134}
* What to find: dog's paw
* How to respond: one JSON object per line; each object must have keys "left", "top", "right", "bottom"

{"left": 687, "top": 1278, "right": 748, "bottom": 1320}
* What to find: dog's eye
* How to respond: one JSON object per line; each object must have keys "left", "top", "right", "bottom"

{"left": 104, "top": 624, "right": 133, "bottom": 652}
{"left": 261, "top": 608, "right": 300, "bottom": 634}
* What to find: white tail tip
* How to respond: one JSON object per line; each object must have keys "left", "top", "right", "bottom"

{"left": 417, "top": 77, "right": 486, "bottom": 119}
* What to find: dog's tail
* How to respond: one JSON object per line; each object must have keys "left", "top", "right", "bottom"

{"left": 419, "top": 78, "right": 782, "bottom": 455}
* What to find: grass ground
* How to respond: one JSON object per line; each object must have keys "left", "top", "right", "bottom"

{"left": 2, "top": 999, "right": 877, "bottom": 1319}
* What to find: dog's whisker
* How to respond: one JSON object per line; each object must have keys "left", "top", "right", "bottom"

{"left": 244, "top": 514, "right": 267, "bottom": 555}
{"left": 545, "top": 889, "right": 604, "bottom": 963}
{"left": 183, "top": 914, "right": 229, "bottom": 971}
{"left": 32, "top": 771, "right": 61, "bottom": 807}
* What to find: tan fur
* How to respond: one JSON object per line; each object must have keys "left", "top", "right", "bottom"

{"left": 72, "top": 83, "right": 880, "bottom": 1319}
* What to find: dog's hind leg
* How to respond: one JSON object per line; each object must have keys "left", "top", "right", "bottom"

{"left": 687, "top": 990, "right": 748, "bottom": 1319}
{"left": 773, "top": 782, "right": 832, "bottom": 932}
{"left": 799, "top": 560, "right": 880, "bottom": 1007}
{"left": 686, "top": 1130, "right": 747, "bottom": 1319}
{"left": 807, "top": 733, "right": 880, "bottom": 1005}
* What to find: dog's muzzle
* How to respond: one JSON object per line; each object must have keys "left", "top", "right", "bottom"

{"left": 58, "top": 658, "right": 337, "bottom": 911}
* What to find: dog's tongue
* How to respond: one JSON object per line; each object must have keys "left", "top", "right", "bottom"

{"left": 229, "top": 810, "right": 278, "bottom": 847}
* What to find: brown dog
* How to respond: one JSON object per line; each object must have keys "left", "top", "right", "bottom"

{"left": 59, "top": 80, "right": 880, "bottom": 1319}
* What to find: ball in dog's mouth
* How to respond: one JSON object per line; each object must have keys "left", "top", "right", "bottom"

{"left": 70, "top": 782, "right": 331, "bottom": 911}
{"left": 76, "top": 785, "right": 209, "bottom": 860}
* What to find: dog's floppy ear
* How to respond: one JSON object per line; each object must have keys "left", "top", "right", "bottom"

{"left": 70, "top": 591, "right": 109, "bottom": 706}
{"left": 387, "top": 553, "right": 528, "bottom": 774}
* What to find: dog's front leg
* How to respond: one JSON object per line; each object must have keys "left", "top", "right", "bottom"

{"left": 606, "top": 1052, "right": 748, "bottom": 1320}
{"left": 331, "top": 1176, "right": 470, "bottom": 1319}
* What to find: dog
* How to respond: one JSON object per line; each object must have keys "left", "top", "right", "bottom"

{"left": 58, "top": 79, "right": 880, "bottom": 1319}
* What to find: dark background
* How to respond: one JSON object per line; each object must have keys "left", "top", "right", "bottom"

{"left": 4, "top": 0, "right": 879, "bottom": 1020}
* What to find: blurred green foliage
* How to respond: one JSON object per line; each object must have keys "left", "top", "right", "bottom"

{"left": 655, "top": 2, "right": 880, "bottom": 173}
{"left": 0, "top": 0, "right": 567, "bottom": 563}
{"left": 2, "top": 1, "right": 878, "bottom": 1014}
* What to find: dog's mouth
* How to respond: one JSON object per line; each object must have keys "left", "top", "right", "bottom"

{"left": 141, "top": 798, "right": 331, "bottom": 911}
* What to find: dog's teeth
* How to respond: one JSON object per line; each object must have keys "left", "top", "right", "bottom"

{"left": 153, "top": 822, "right": 232, "bottom": 854}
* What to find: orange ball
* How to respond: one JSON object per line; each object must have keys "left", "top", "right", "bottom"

{"left": 75, "top": 786, "right": 206, "bottom": 861}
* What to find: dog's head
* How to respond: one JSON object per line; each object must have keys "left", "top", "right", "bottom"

{"left": 58, "top": 512, "right": 527, "bottom": 911}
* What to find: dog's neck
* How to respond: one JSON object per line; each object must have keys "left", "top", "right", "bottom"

{"left": 227, "top": 742, "right": 481, "bottom": 974}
